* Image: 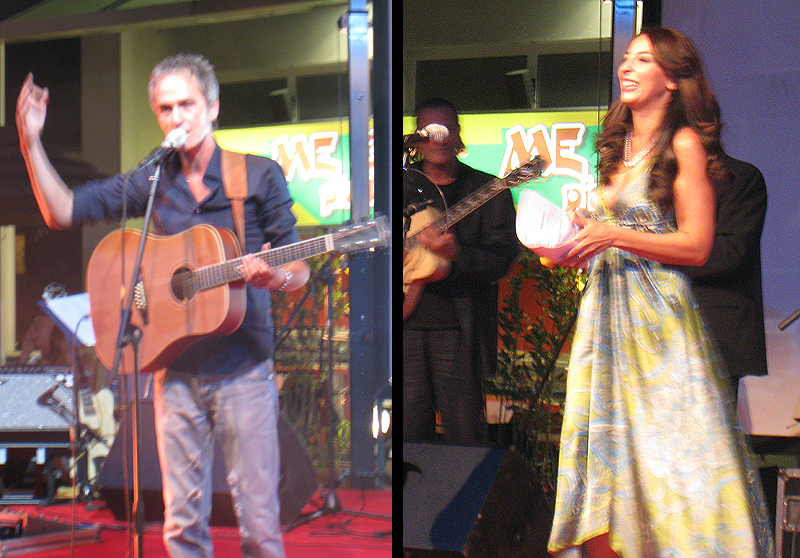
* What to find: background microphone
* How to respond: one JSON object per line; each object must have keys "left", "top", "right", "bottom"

{"left": 36, "top": 384, "right": 59, "bottom": 405}
{"left": 403, "top": 123, "right": 449, "bottom": 148}
{"left": 138, "top": 127, "right": 188, "bottom": 167}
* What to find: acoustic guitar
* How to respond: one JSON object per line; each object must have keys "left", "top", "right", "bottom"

{"left": 86, "top": 216, "right": 390, "bottom": 373}
{"left": 403, "top": 157, "right": 546, "bottom": 320}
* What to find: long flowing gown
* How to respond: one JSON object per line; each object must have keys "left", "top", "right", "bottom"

{"left": 547, "top": 169, "right": 774, "bottom": 557}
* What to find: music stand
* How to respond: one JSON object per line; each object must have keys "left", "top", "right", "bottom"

{"left": 38, "top": 293, "right": 96, "bottom": 349}
{"left": 38, "top": 293, "right": 107, "bottom": 501}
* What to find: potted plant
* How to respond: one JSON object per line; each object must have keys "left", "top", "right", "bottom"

{"left": 487, "top": 249, "right": 584, "bottom": 492}
{"left": 271, "top": 251, "right": 351, "bottom": 484}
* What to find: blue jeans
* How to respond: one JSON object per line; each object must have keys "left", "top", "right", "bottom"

{"left": 153, "top": 360, "right": 285, "bottom": 558}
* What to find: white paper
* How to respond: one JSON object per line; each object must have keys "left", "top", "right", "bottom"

{"left": 515, "top": 189, "right": 579, "bottom": 262}
{"left": 39, "top": 293, "right": 96, "bottom": 347}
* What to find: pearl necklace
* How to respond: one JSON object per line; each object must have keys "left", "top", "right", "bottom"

{"left": 623, "top": 133, "right": 657, "bottom": 167}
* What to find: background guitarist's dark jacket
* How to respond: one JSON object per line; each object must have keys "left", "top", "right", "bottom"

{"left": 404, "top": 160, "right": 519, "bottom": 379}
{"left": 673, "top": 155, "right": 768, "bottom": 381}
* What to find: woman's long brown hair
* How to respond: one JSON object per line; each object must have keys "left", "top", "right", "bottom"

{"left": 596, "top": 27, "right": 731, "bottom": 211}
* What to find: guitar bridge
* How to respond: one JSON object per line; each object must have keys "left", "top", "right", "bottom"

{"left": 134, "top": 280, "right": 147, "bottom": 311}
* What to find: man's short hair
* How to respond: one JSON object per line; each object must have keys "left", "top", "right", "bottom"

{"left": 148, "top": 53, "right": 219, "bottom": 108}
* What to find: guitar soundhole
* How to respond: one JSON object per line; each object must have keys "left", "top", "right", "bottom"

{"left": 171, "top": 267, "right": 196, "bottom": 301}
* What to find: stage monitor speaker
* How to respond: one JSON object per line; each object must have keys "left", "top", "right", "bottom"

{"left": 403, "top": 443, "right": 553, "bottom": 558}
{"left": 0, "top": 369, "right": 73, "bottom": 432}
{"left": 96, "top": 399, "right": 318, "bottom": 527}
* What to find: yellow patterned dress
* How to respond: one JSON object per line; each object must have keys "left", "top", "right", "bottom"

{"left": 547, "top": 169, "right": 774, "bottom": 557}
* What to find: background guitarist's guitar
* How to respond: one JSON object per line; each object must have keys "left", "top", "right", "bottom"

{"left": 86, "top": 216, "right": 390, "bottom": 373}
{"left": 402, "top": 157, "right": 546, "bottom": 320}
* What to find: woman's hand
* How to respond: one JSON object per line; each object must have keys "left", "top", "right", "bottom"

{"left": 560, "top": 211, "right": 615, "bottom": 269}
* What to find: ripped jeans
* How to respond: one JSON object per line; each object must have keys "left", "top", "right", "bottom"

{"left": 153, "top": 360, "right": 285, "bottom": 558}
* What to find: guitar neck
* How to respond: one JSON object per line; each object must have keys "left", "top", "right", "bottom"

{"left": 405, "top": 177, "right": 509, "bottom": 248}
{"left": 403, "top": 157, "right": 544, "bottom": 251}
{"left": 81, "top": 390, "right": 95, "bottom": 413}
{"left": 437, "top": 178, "right": 510, "bottom": 230}
{"left": 194, "top": 234, "right": 334, "bottom": 292}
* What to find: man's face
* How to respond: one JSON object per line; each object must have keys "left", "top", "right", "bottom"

{"left": 151, "top": 70, "right": 219, "bottom": 152}
{"left": 415, "top": 106, "right": 461, "bottom": 165}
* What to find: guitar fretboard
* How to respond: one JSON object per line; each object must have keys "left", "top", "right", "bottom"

{"left": 162, "top": 217, "right": 388, "bottom": 301}
{"left": 404, "top": 157, "right": 544, "bottom": 250}
{"left": 192, "top": 234, "right": 335, "bottom": 293}
{"left": 404, "top": 179, "right": 510, "bottom": 252}
{"left": 432, "top": 179, "right": 511, "bottom": 232}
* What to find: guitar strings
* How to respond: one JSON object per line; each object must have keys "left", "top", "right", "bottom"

{"left": 403, "top": 159, "right": 543, "bottom": 246}
{"left": 188, "top": 235, "right": 331, "bottom": 293}
{"left": 184, "top": 220, "right": 381, "bottom": 294}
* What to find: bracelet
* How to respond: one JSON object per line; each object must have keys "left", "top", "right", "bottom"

{"left": 277, "top": 267, "right": 292, "bottom": 291}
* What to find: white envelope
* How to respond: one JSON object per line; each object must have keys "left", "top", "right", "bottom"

{"left": 515, "top": 189, "right": 579, "bottom": 262}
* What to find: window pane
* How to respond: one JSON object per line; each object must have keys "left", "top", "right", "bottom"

{"left": 296, "top": 73, "right": 349, "bottom": 121}
{"left": 415, "top": 55, "right": 529, "bottom": 112}
{"left": 217, "top": 78, "right": 289, "bottom": 128}
{"left": 537, "top": 51, "right": 612, "bottom": 108}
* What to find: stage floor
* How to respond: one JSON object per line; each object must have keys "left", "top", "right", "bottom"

{"left": 0, "top": 488, "right": 392, "bottom": 558}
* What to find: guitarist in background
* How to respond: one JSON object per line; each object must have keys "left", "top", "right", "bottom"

{"left": 403, "top": 98, "right": 519, "bottom": 445}
{"left": 17, "top": 53, "right": 309, "bottom": 558}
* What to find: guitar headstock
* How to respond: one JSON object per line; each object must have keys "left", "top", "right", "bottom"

{"left": 504, "top": 155, "right": 548, "bottom": 186}
{"left": 333, "top": 216, "right": 391, "bottom": 254}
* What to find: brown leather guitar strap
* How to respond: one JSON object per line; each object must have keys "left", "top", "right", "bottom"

{"left": 220, "top": 149, "right": 248, "bottom": 251}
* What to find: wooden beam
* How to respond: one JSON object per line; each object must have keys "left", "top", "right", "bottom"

{"left": 0, "top": 0, "right": 345, "bottom": 41}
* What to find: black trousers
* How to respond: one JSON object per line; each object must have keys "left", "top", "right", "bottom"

{"left": 402, "top": 328, "right": 487, "bottom": 445}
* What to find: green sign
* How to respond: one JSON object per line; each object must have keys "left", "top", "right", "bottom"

{"left": 215, "top": 110, "right": 603, "bottom": 227}
{"left": 404, "top": 110, "right": 603, "bottom": 212}
{"left": 216, "top": 122, "right": 368, "bottom": 227}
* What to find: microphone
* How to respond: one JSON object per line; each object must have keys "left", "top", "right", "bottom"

{"left": 36, "top": 384, "right": 59, "bottom": 406}
{"left": 403, "top": 199, "right": 435, "bottom": 218}
{"left": 138, "top": 127, "right": 188, "bottom": 167}
{"left": 403, "top": 123, "right": 449, "bottom": 148}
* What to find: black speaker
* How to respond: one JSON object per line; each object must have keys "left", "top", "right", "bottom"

{"left": 96, "top": 399, "right": 318, "bottom": 526}
{"left": 403, "top": 443, "right": 553, "bottom": 558}
{"left": 268, "top": 88, "right": 293, "bottom": 122}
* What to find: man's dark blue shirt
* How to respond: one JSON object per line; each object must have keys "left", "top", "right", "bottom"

{"left": 73, "top": 144, "right": 300, "bottom": 376}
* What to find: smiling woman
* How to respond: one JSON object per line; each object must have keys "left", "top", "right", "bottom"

{"left": 547, "top": 27, "right": 774, "bottom": 558}
{"left": 617, "top": 35, "right": 678, "bottom": 114}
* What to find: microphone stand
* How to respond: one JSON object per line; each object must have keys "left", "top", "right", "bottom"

{"left": 110, "top": 161, "right": 164, "bottom": 558}
{"left": 281, "top": 254, "right": 392, "bottom": 532}
{"left": 69, "top": 341, "right": 105, "bottom": 504}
